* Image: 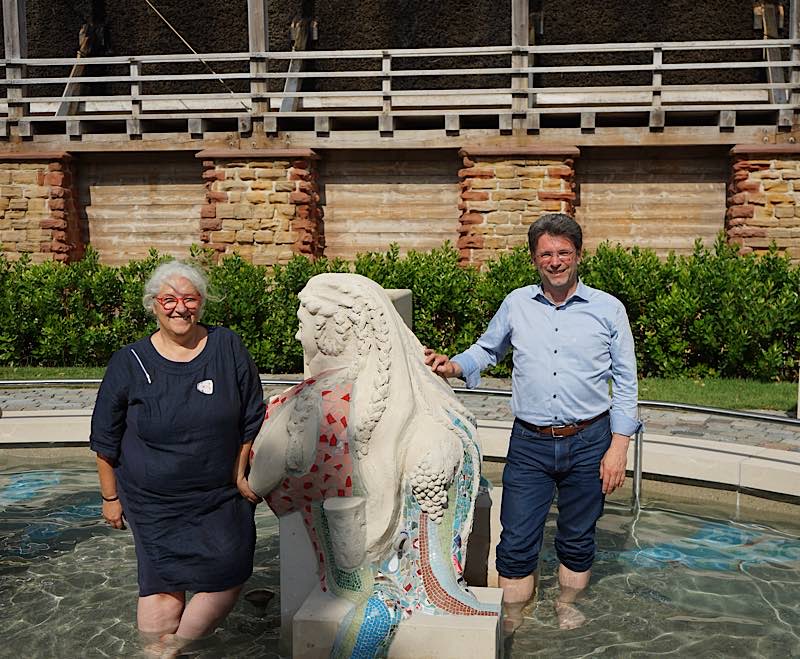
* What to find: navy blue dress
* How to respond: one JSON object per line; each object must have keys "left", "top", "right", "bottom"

{"left": 90, "top": 326, "right": 266, "bottom": 596}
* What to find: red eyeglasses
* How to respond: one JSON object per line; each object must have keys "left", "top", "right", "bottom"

{"left": 155, "top": 294, "right": 201, "bottom": 311}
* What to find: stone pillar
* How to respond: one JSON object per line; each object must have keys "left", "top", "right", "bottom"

{"left": 727, "top": 145, "right": 800, "bottom": 262}
{"left": 457, "top": 146, "right": 580, "bottom": 268}
{"left": 195, "top": 149, "right": 324, "bottom": 265}
{"left": 0, "top": 151, "right": 83, "bottom": 263}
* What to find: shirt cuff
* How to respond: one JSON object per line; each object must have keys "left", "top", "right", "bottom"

{"left": 89, "top": 437, "right": 120, "bottom": 463}
{"left": 451, "top": 353, "right": 481, "bottom": 389}
{"left": 609, "top": 411, "right": 642, "bottom": 437}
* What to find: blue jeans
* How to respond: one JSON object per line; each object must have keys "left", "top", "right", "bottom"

{"left": 495, "top": 415, "right": 612, "bottom": 577}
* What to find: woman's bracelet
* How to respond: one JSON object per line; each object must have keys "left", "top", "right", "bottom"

{"left": 101, "top": 494, "right": 119, "bottom": 502}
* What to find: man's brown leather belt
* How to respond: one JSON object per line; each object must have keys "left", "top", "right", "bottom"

{"left": 516, "top": 410, "right": 609, "bottom": 438}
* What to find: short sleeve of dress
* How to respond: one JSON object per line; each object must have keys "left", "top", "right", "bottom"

{"left": 90, "top": 349, "right": 131, "bottom": 462}
{"left": 231, "top": 331, "right": 266, "bottom": 443}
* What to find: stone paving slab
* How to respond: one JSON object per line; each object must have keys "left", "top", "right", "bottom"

{"left": 2, "top": 375, "right": 799, "bottom": 453}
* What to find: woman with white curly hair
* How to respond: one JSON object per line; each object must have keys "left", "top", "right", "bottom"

{"left": 90, "top": 259, "right": 265, "bottom": 654}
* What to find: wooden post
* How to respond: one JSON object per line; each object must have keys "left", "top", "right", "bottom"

{"left": 248, "top": 0, "right": 270, "bottom": 116}
{"left": 792, "top": 1, "right": 800, "bottom": 416}
{"left": 790, "top": 0, "right": 799, "bottom": 128}
{"left": 649, "top": 47, "right": 665, "bottom": 131}
{"left": 380, "top": 52, "right": 393, "bottom": 135}
{"left": 511, "top": 0, "right": 529, "bottom": 134}
{"left": 2, "top": 0, "right": 28, "bottom": 129}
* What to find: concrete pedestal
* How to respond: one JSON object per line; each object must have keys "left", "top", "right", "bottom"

{"left": 292, "top": 585, "right": 503, "bottom": 659}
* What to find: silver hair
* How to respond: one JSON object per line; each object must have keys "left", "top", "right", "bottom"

{"left": 142, "top": 260, "right": 209, "bottom": 317}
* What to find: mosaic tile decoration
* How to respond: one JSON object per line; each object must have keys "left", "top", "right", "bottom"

{"left": 259, "top": 373, "right": 498, "bottom": 658}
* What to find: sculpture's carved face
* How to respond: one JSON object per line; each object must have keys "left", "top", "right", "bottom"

{"left": 297, "top": 298, "right": 355, "bottom": 375}
{"left": 296, "top": 304, "right": 319, "bottom": 369}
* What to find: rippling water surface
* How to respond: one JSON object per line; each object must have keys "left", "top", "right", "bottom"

{"left": 2, "top": 466, "right": 799, "bottom": 658}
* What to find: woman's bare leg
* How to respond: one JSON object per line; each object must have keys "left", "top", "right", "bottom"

{"left": 173, "top": 585, "right": 244, "bottom": 640}
{"left": 137, "top": 592, "right": 185, "bottom": 635}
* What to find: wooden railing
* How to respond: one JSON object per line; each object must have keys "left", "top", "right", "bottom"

{"left": 0, "top": 39, "right": 797, "bottom": 136}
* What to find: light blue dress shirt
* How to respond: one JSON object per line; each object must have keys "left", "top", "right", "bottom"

{"left": 452, "top": 281, "right": 641, "bottom": 437}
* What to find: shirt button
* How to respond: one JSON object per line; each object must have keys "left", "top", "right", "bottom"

{"left": 554, "top": 349, "right": 558, "bottom": 354}
{"left": 552, "top": 394, "right": 557, "bottom": 398}
{"left": 555, "top": 328, "right": 559, "bottom": 332}
{"left": 553, "top": 372, "right": 557, "bottom": 376}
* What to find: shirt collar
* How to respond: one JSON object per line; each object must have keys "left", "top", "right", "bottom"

{"left": 532, "top": 280, "right": 590, "bottom": 306}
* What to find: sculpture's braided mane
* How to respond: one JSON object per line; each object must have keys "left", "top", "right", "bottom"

{"left": 346, "top": 290, "right": 391, "bottom": 458}
{"left": 287, "top": 281, "right": 392, "bottom": 461}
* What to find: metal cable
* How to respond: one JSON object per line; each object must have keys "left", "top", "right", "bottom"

{"left": 141, "top": 0, "right": 251, "bottom": 111}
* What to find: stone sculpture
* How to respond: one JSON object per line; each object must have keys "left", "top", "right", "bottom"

{"left": 248, "top": 273, "right": 499, "bottom": 657}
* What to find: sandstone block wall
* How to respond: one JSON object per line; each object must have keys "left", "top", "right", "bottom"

{"left": 456, "top": 147, "right": 580, "bottom": 267}
{"left": 197, "top": 149, "right": 324, "bottom": 265}
{"left": 0, "top": 153, "right": 82, "bottom": 263}
{"left": 728, "top": 146, "right": 800, "bottom": 262}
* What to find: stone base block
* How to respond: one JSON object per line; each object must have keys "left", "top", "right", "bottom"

{"left": 292, "top": 585, "right": 503, "bottom": 659}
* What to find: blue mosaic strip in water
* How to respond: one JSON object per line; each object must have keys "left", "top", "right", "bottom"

{"left": 349, "top": 595, "right": 401, "bottom": 659}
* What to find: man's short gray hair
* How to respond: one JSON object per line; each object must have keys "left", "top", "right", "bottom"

{"left": 142, "top": 260, "right": 209, "bottom": 317}
{"left": 527, "top": 213, "right": 583, "bottom": 256}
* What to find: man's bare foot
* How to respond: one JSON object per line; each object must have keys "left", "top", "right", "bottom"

{"left": 502, "top": 603, "right": 525, "bottom": 636}
{"left": 555, "top": 600, "right": 586, "bottom": 630}
{"left": 143, "top": 633, "right": 190, "bottom": 658}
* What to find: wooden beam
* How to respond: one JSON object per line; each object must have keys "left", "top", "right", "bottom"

{"left": 66, "top": 119, "right": 83, "bottom": 137}
{"left": 791, "top": 0, "right": 799, "bottom": 123}
{"left": 247, "top": 0, "right": 269, "bottom": 52}
{"left": 445, "top": 114, "right": 459, "bottom": 135}
{"left": 315, "top": 116, "right": 330, "bottom": 135}
{"left": 379, "top": 113, "right": 393, "bottom": 135}
{"left": 188, "top": 118, "right": 209, "bottom": 136}
{"left": 511, "top": 0, "right": 529, "bottom": 134}
{"left": 763, "top": 3, "right": 789, "bottom": 105}
{"left": 262, "top": 114, "right": 278, "bottom": 134}
{"left": 248, "top": 0, "right": 270, "bottom": 115}
{"left": 718, "top": 110, "right": 736, "bottom": 131}
{"left": 126, "top": 117, "right": 142, "bottom": 137}
{"left": 649, "top": 108, "right": 665, "bottom": 130}
{"left": 3, "top": 0, "right": 28, "bottom": 129}
{"left": 2, "top": 0, "right": 27, "bottom": 58}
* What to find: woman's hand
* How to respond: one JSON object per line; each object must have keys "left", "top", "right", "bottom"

{"left": 102, "top": 499, "right": 126, "bottom": 529}
{"left": 237, "top": 476, "right": 262, "bottom": 504}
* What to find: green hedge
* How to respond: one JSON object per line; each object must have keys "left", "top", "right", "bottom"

{"left": 0, "top": 239, "right": 797, "bottom": 381}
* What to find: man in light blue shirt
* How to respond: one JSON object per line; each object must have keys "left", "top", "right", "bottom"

{"left": 425, "top": 213, "right": 639, "bottom": 631}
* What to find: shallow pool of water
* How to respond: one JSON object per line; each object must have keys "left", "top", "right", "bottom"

{"left": 2, "top": 465, "right": 799, "bottom": 658}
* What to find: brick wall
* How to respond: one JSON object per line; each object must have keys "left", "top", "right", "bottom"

{"left": 457, "top": 147, "right": 580, "bottom": 267}
{"left": 0, "top": 152, "right": 82, "bottom": 263}
{"left": 727, "top": 145, "right": 800, "bottom": 262}
{"left": 196, "top": 149, "right": 324, "bottom": 265}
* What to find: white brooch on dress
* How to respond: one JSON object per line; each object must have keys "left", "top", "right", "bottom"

{"left": 196, "top": 379, "right": 214, "bottom": 395}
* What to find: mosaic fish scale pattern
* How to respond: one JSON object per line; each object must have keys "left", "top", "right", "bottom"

{"left": 347, "top": 595, "right": 403, "bottom": 659}
{"left": 418, "top": 511, "right": 498, "bottom": 616}
{"left": 452, "top": 449, "right": 475, "bottom": 569}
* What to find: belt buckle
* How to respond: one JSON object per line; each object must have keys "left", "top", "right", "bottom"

{"left": 551, "top": 423, "right": 576, "bottom": 437}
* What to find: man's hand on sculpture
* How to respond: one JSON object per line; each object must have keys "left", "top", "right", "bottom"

{"left": 423, "top": 348, "right": 463, "bottom": 379}
{"left": 599, "top": 434, "right": 629, "bottom": 494}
